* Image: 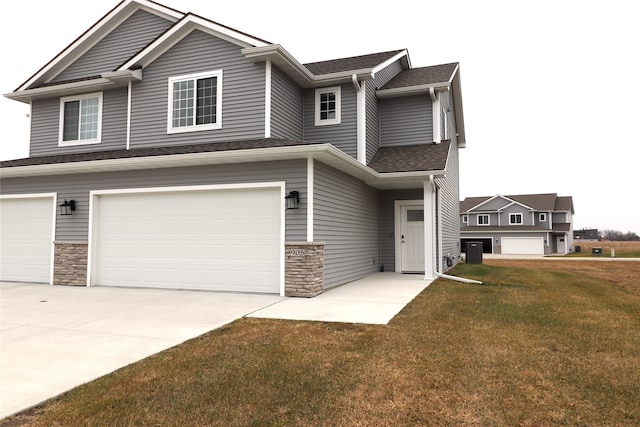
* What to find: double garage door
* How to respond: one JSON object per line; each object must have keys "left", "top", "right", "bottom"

{"left": 501, "top": 237, "right": 544, "bottom": 255}
{"left": 1, "top": 187, "right": 283, "bottom": 293}
{"left": 91, "top": 186, "right": 283, "bottom": 293}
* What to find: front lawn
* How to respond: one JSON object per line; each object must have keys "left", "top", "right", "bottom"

{"left": 4, "top": 260, "right": 640, "bottom": 426}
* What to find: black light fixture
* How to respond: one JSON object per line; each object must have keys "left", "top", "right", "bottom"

{"left": 284, "top": 191, "right": 300, "bottom": 209}
{"left": 59, "top": 200, "right": 76, "bottom": 215}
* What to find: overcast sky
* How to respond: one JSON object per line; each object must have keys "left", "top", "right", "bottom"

{"left": 1, "top": 0, "right": 638, "bottom": 233}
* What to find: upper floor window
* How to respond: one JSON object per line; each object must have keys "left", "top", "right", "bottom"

{"left": 509, "top": 213, "right": 523, "bottom": 224}
{"left": 462, "top": 214, "right": 468, "bottom": 223}
{"left": 539, "top": 213, "right": 547, "bottom": 222}
{"left": 59, "top": 92, "right": 102, "bottom": 146}
{"left": 478, "top": 214, "right": 490, "bottom": 225}
{"left": 168, "top": 70, "right": 222, "bottom": 133}
{"left": 315, "top": 86, "right": 341, "bottom": 126}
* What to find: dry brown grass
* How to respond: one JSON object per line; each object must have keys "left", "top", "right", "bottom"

{"left": 571, "top": 240, "right": 640, "bottom": 257}
{"left": 3, "top": 260, "right": 640, "bottom": 426}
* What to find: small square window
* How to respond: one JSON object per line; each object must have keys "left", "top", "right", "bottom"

{"left": 462, "top": 214, "right": 468, "bottom": 223}
{"left": 539, "top": 213, "right": 547, "bottom": 222}
{"left": 59, "top": 92, "right": 102, "bottom": 146}
{"left": 315, "top": 86, "right": 341, "bottom": 126}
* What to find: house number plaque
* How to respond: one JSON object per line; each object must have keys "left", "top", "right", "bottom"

{"left": 289, "top": 249, "right": 306, "bottom": 256}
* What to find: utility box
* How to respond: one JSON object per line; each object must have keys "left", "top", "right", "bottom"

{"left": 592, "top": 247, "right": 602, "bottom": 255}
{"left": 575, "top": 245, "right": 581, "bottom": 253}
{"left": 466, "top": 241, "right": 483, "bottom": 264}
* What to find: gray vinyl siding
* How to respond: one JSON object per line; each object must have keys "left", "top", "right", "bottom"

{"left": 303, "top": 84, "right": 357, "bottom": 158}
{"left": 0, "top": 160, "right": 307, "bottom": 242}
{"left": 434, "top": 143, "right": 460, "bottom": 271}
{"left": 477, "top": 198, "right": 509, "bottom": 211}
{"left": 270, "top": 65, "right": 303, "bottom": 140}
{"left": 366, "top": 60, "right": 403, "bottom": 163}
{"left": 29, "top": 87, "right": 128, "bottom": 157}
{"left": 379, "top": 189, "right": 423, "bottom": 272}
{"left": 130, "top": 30, "right": 265, "bottom": 148}
{"left": 380, "top": 94, "right": 432, "bottom": 146}
{"left": 52, "top": 10, "right": 174, "bottom": 83}
{"left": 313, "top": 161, "right": 379, "bottom": 287}
{"left": 501, "top": 205, "right": 533, "bottom": 226}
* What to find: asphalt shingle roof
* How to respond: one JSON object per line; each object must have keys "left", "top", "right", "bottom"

{"left": 460, "top": 193, "right": 574, "bottom": 212}
{"left": 368, "top": 141, "right": 450, "bottom": 173}
{"left": 380, "top": 63, "right": 458, "bottom": 90}
{"left": 303, "top": 50, "right": 405, "bottom": 75}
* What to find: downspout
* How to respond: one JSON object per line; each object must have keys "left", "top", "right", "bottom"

{"left": 352, "top": 74, "right": 366, "bottom": 164}
{"left": 431, "top": 177, "right": 483, "bottom": 285}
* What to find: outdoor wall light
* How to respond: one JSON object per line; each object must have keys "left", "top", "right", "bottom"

{"left": 285, "top": 191, "right": 300, "bottom": 209}
{"left": 59, "top": 200, "right": 76, "bottom": 215}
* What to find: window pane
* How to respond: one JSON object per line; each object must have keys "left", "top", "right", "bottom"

{"left": 319, "top": 91, "right": 336, "bottom": 121}
{"left": 63, "top": 101, "right": 79, "bottom": 141}
{"left": 407, "top": 210, "right": 424, "bottom": 222}
{"left": 172, "top": 80, "right": 194, "bottom": 127}
{"left": 79, "top": 97, "right": 99, "bottom": 140}
{"left": 196, "top": 77, "right": 217, "bottom": 125}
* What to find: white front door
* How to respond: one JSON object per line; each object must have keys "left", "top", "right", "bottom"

{"left": 556, "top": 236, "right": 566, "bottom": 254}
{"left": 400, "top": 206, "right": 425, "bottom": 272}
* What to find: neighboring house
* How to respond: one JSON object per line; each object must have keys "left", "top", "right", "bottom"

{"left": 460, "top": 194, "right": 574, "bottom": 255}
{"left": 0, "top": 0, "right": 466, "bottom": 296}
{"left": 574, "top": 228, "right": 599, "bottom": 241}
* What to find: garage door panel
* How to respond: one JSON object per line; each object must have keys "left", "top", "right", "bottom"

{"left": 501, "top": 237, "right": 544, "bottom": 255}
{"left": 0, "top": 197, "right": 54, "bottom": 283}
{"left": 93, "top": 187, "right": 281, "bottom": 293}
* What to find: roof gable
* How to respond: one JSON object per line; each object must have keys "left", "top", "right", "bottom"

{"left": 16, "top": 0, "right": 183, "bottom": 92}
{"left": 461, "top": 193, "right": 574, "bottom": 213}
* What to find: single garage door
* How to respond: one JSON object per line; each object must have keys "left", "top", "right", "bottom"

{"left": 501, "top": 237, "right": 544, "bottom": 255}
{"left": 91, "top": 186, "right": 282, "bottom": 293}
{"left": 0, "top": 195, "right": 54, "bottom": 283}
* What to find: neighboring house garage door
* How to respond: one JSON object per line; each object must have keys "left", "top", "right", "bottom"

{"left": 501, "top": 237, "right": 544, "bottom": 255}
{"left": 0, "top": 195, "right": 55, "bottom": 283}
{"left": 91, "top": 186, "right": 282, "bottom": 293}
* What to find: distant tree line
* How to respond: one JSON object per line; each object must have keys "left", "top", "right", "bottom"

{"left": 599, "top": 229, "right": 640, "bottom": 241}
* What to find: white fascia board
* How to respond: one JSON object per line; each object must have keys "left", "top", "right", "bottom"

{"left": 15, "top": 0, "right": 183, "bottom": 92}
{"left": 120, "top": 15, "right": 269, "bottom": 70}
{"left": 371, "top": 50, "right": 409, "bottom": 74}
{"left": 0, "top": 143, "right": 445, "bottom": 190}
{"left": 4, "top": 70, "right": 142, "bottom": 104}
{"left": 376, "top": 82, "right": 450, "bottom": 99}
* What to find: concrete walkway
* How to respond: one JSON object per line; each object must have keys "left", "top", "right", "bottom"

{"left": 0, "top": 273, "right": 430, "bottom": 419}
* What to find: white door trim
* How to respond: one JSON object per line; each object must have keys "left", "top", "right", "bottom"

{"left": 394, "top": 199, "right": 424, "bottom": 273}
{"left": 88, "top": 182, "right": 286, "bottom": 295}
{"left": 0, "top": 193, "right": 57, "bottom": 285}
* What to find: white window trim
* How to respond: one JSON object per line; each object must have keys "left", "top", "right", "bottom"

{"left": 478, "top": 214, "right": 490, "bottom": 226}
{"left": 315, "top": 86, "right": 341, "bottom": 126}
{"left": 58, "top": 92, "right": 103, "bottom": 146}
{"left": 539, "top": 213, "right": 547, "bottom": 222}
{"left": 462, "top": 214, "right": 468, "bottom": 223}
{"left": 509, "top": 213, "right": 523, "bottom": 225}
{"left": 167, "top": 70, "right": 223, "bottom": 134}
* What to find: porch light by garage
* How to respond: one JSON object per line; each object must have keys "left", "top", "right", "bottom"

{"left": 59, "top": 200, "right": 76, "bottom": 215}
{"left": 285, "top": 191, "right": 300, "bottom": 209}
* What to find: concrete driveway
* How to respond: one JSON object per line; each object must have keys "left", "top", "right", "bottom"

{"left": 1, "top": 273, "right": 430, "bottom": 419}
{"left": 0, "top": 282, "right": 284, "bottom": 419}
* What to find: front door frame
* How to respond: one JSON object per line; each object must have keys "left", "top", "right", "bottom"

{"left": 395, "top": 199, "right": 428, "bottom": 274}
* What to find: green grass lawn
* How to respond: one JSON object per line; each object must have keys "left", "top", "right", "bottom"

{"left": 4, "top": 261, "right": 640, "bottom": 426}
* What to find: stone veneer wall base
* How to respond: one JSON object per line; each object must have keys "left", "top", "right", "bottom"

{"left": 53, "top": 241, "right": 88, "bottom": 286}
{"left": 285, "top": 242, "right": 324, "bottom": 297}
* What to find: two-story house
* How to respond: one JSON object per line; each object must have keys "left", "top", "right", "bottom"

{"left": 0, "top": 0, "right": 466, "bottom": 296}
{"left": 460, "top": 194, "right": 575, "bottom": 255}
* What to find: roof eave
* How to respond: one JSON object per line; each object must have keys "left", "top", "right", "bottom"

{"left": 4, "top": 70, "right": 142, "bottom": 103}
{"left": 0, "top": 144, "right": 443, "bottom": 190}
{"left": 242, "top": 45, "right": 375, "bottom": 88}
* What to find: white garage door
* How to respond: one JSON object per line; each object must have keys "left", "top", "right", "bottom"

{"left": 501, "top": 237, "right": 544, "bottom": 255}
{"left": 91, "top": 186, "right": 282, "bottom": 293}
{"left": 0, "top": 196, "right": 54, "bottom": 283}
